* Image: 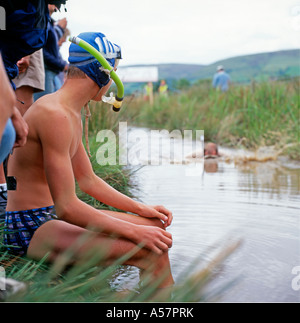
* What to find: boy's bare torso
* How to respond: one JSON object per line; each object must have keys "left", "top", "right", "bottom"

{"left": 7, "top": 93, "right": 82, "bottom": 212}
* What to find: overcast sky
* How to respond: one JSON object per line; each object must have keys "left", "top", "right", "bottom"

{"left": 53, "top": 0, "right": 300, "bottom": 66}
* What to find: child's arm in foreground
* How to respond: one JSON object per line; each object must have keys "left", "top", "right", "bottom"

{"left": 0, "top": 55, "right": 28, "bottom": 147}
{"left": 0, "top": 56, "right": 15, "bottom": 137}
{"left": 38, "top": 115, "right": 172, "bottom": 254}
{"left": 72, "top": 142, "right": 173, "bottom": 227}
{"left": 0, "top": 55, "right": 27, "bottom": 146}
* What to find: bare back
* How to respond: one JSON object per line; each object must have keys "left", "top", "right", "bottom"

{"left": 7, "top": 93, "right": 82, "bottom": 212}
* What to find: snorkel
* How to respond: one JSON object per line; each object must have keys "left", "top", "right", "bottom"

{"left": 69, "top": 36, "right": 124, "bottom": 112}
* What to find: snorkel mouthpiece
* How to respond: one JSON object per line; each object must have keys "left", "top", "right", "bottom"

{"left": 69, "top": 36, "right": 124, "bottom": 112}
{"left": 102, "top": 93, "right": 123, "bottom": 112}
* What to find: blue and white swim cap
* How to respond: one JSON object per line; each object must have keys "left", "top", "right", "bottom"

{"left": 68, "top": 32, "right": 122, "bottom": 88}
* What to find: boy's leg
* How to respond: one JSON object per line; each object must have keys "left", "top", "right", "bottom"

{"left": 27, "top": 212, "right": 174, "bottom": 288}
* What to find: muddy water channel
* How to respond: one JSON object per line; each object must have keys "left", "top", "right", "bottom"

{"left": 120, "top": 128, "right": 300, "bottom": 302}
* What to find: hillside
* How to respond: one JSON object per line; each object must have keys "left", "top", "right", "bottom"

{"left": 123, "top": 49, "right": 300, "bottom": 86}
{"left": 189, "top": 49, "right": 300, "bottom": 83}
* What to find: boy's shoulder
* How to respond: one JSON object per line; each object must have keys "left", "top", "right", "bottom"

{"left": 27, "top": 96, "right": 69, "bottom": 122}
{"left": 26, "top": 96, "right": 73, "bottom": 139}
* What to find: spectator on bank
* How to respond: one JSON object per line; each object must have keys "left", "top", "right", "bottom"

{"left": 13, "top": 50, "right": 45, "bottom": 116}
{"left": 212, "top": 65, "right": 231, "bottom": 92}
{"left": 34, "top": 4, "right": 68, "bottom": 100}
{"left": 158, "top": 79, "right": 168, "bottom": 97}
{"left": 54, "top": 24, "right": 71, "bottom": 91}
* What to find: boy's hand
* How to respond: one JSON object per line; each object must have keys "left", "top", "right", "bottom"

{"left": 138, "top": 204, "right": 173, "bottom": 227}
{"left": 17, "top": 56, "right": 30, "bottom": 74}
{"left": 11, "top": 107, "right": 29, "bottom": 148}
{"left": 133, "top": 224, "right": 173, "bottom": 255}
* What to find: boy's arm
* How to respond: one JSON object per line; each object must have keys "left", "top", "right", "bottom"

{"left": 72, "top": 142, "right": 173, "bottom": 227}
{"left": 37, "top": 114, "right": 172, "bottom": 254}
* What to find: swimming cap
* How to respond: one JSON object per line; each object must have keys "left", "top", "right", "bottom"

{"left": 68, "top": 32, "right": 122, "bottom": 88}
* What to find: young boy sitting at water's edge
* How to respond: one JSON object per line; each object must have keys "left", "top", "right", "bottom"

{"left": 4, "top": 32, "right": 174, "bottom": 290}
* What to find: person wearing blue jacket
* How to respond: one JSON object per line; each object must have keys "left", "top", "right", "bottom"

{"left": 0, "top": 0, "right": 50, "bottom": 88}
{"left": 34, "top": 4, "right": 68, "bottom": 100}
{"left": 212, "top": 65, "right": 231, "bottom": 92}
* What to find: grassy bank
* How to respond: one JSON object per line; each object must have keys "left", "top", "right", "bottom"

{"left": 122, "top": 78, "right": 300, "bottom": 159}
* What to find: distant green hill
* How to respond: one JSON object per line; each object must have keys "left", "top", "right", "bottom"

{"left": 189, "top": 49, "right": 300, "bottom": 83}
{"left": 124, "top": 49, "right": 300, "bottom": 87}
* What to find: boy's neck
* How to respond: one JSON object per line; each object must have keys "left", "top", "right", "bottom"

{"left": 58, "top": 78, "right": 99, "bottom": 113}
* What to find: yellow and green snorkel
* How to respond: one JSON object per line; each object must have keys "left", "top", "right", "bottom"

{"left": 69, "top": 36, "right": 124, "bottom": 112}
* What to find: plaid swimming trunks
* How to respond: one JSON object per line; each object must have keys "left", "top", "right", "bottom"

{"left": 3, "top": 206, "right": 57, "bottom": 256}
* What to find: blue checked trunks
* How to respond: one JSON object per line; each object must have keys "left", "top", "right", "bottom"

{"left": 3, "top": 206, "right": 57, "bottom": 256}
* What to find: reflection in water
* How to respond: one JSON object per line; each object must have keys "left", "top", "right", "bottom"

{"left": 126, "top": 128, "right": 300, "bottom": 302}
{"left": 204, "top": 160, "right": 219, "bottom": 173}
{"left": 238, "top": 160, "right": 300, "bottom": 197}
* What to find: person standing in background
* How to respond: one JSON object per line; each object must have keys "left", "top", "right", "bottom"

{"left": 212, "top": 65, "right": 231, "bottom": 92}
{"left": 158, "top": 79, "right": 168, "bottom": 97}
{"left": 13, "top": 50, "right": 45, "bottom": 116}
{"left": 54, "top": 24, "right": 71, "bottom": 91}
{"left": 34, "top": 4, "right": 68, "bottom": 100}
{"left": 144, "top": 82, "right": 154, "bottom": 105}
